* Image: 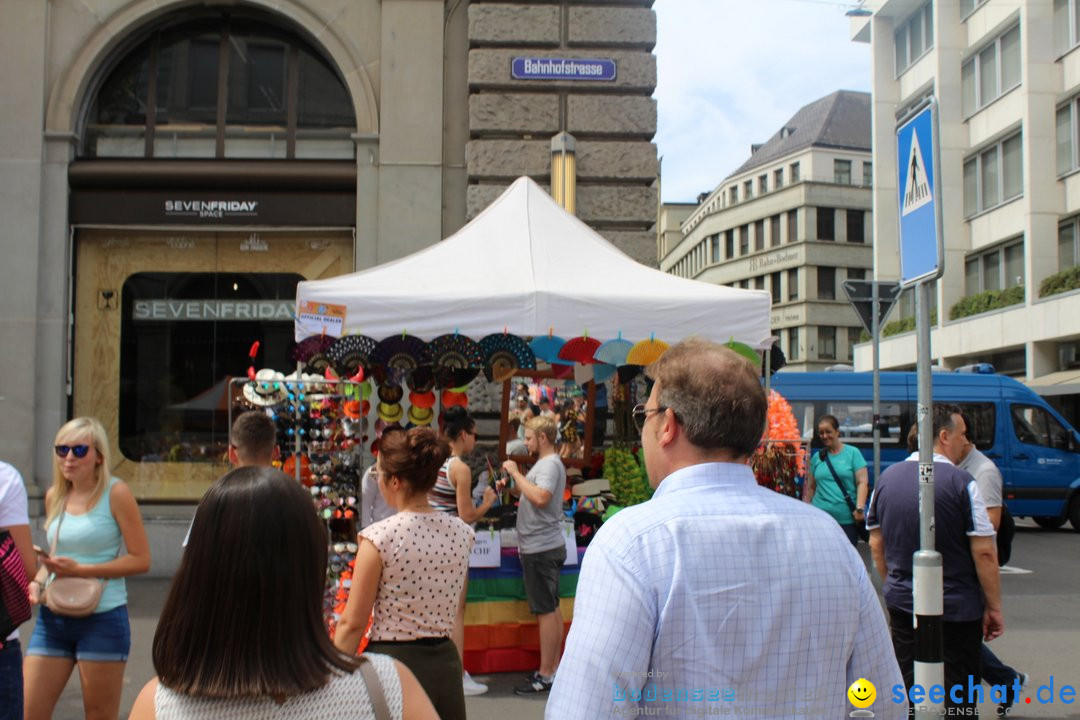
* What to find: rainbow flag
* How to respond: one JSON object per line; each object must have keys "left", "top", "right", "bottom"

{"left": 463, "top": 547, "right": 583, "bottom": 674}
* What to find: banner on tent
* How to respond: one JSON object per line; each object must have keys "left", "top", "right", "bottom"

{"left": 296, "top": 301, "right": 346, "bottom": 338}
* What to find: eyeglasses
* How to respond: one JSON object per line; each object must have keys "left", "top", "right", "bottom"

{"left": 631, "top": 404, "right": 668, "bottom": 433}
{"left": 54, "top": 444, "right": 90, "bottom": 459}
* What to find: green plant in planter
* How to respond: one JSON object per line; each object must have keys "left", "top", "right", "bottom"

{"left": 882, "top": 311, "right": 937, "bottom": 337}
{"left": 1039, "top": 265, "right": 1080, "bottom": 298}
{"left": 947, "top": 286, "right": 1024, "bottom": 320}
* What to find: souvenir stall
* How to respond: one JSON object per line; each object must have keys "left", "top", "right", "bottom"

{"left": 291, "top": 176, "right": 773, "bottom": 671}
{"left": 230, "top": 341, "right": 374, "bottom": 639}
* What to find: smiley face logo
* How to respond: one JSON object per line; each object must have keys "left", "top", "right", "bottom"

{"left": 848, "top": 678, "right": 876, "bottom": 708}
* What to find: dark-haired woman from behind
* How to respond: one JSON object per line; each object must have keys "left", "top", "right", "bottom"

{"left": 334, "top": 427, "right": 475, "bottom": 720}
{"left": 128, "top": 467, "right": 437, "bottom": 720}
{"left": 429, "top": 406, "right": 496, "bottom": 696}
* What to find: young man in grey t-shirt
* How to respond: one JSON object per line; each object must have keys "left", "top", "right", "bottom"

{"left": 500, "top": 415, "right": 566, "bottom": 695}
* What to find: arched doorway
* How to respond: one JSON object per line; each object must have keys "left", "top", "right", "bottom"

{"left": 70, "top": 8, "right": 359, "bottom": 499}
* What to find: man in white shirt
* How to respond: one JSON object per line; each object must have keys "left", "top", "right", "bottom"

{"left": 959, "top": 433, "right": 1026, "bottom": 715}
{"left": 548, "top": 339, "right": 905, "bottom": 719}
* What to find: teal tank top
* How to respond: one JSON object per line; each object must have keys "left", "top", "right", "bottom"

{"left": 46, "top": 477, "right": 127, "bottom": 613}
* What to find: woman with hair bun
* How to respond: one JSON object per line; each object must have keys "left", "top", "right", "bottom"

{"left": 334, "top": 427, "right": 474, "bottom": 720}
{"left": 429, "top": 406, "right": 496, "bottom": 696}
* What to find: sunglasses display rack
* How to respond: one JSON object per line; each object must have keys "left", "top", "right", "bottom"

{"left": 231, "top": 374, "right": 369, "bottom": 638}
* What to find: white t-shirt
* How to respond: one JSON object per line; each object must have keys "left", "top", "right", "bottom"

{"left": 0, "top": 462, "right": 30, "bottom": 641}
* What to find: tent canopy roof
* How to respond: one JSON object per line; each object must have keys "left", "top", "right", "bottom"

{"left": 295, "top": 177, "right": 771, "bottom": 348}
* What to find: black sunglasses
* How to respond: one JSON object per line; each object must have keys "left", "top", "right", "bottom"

{"left": 54, "top": 444, "right": 91, "bottom": 459}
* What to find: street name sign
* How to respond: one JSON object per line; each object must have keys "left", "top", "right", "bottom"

{"left": 896, "top": 100, "right": 944, "bottom": 288}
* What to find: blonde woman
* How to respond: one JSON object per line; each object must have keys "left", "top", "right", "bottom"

{"left": 23, "top": 417, "right": 151, "bottom": 720}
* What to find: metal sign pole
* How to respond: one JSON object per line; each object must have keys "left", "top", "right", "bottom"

{"left": 872, "top": 281, "right": 881, "bottom": 485}
{"left": 896, "top": 97, "right": 945, "bottom": 719}
{"left": 913, "top": 280, "right": 943, "bottom": 718}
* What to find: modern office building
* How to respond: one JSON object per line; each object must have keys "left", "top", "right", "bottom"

{"left": 851, "top": 0, "right": 1080, "bottom": 422}
{"left": 658, "top": 91, "right": 874, "bottom": 371}
{"left": 0, "top": 0, "right": 659, "bottom": 500}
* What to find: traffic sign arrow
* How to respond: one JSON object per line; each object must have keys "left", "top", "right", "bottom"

{"left": 843, "top": 280, "right": 902, "bottom": 336}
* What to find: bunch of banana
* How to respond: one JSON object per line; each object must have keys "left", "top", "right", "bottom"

{"left": 603, "top": 445, "right": 653, "bottom": 507}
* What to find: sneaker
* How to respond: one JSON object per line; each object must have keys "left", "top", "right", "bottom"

{"left": 997, "top": 671, "right": 1028, "bottom": 716}
{"left": 514, "top": 671, "right": 554, "bottom": 695}
{"left": 462, "top": 671, "right": 488, "bottom": 696}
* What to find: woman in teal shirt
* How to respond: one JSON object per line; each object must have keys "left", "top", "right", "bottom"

{"left": 805, "top": 414, "right": 868, "bottom": 546}
{"left": 24, "top": 417, "right": 150, "bottom": 720}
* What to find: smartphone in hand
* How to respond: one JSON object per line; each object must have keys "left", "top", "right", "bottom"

{"left": 33, "top": 545, "right": 50, "bottom": 560}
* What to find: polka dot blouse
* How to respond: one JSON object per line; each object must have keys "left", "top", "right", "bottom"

{"left": 360, "top": 511, "right": 475, "bottom": 642}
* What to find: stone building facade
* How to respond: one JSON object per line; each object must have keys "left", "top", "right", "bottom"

{"left": 0, "top": 0, "right": 658, "bottom": 502}
{"left": 466, "top": 1, "right": 659, "bottom": 264}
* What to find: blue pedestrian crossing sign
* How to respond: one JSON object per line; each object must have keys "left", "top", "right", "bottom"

{"left": 896, "top": 100, "right": 943, "bottom": 287}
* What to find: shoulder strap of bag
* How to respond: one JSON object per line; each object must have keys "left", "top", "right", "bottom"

{"left": 820, "top": 450, "right": 857, "bottom": 513}
{"left": 45, "top": 495, "right": 119, "bottom": 587}
{"left": 357, "top": 655, "right": 392, "bottom": 720}
{"left": 48, "top": 497, "right": 68, "bottom": 557}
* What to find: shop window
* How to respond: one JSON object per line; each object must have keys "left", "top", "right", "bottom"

{"left": 119, "top": 271, "right": 303, "bottom": 462}
{"left": 85, "top": 11, "right": 355, "bottom": 159}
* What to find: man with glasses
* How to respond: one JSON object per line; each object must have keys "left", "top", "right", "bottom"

{"left": 547, "top": 339, "right": 904, "bottom": 719}
{"left": 499, "top": 415, "right": 566, "bottom": 695}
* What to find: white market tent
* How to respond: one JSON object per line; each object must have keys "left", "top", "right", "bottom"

{"left": 294, "top": 176, "right": 771, "bottom": 349}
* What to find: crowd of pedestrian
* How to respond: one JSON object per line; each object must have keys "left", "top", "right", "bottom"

{"left": 0, "top": 338, "right": 1029, "bottom": 719}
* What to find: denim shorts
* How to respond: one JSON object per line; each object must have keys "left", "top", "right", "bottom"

{"left": 26, "top": 605, "right": 130, "bottom": 662}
